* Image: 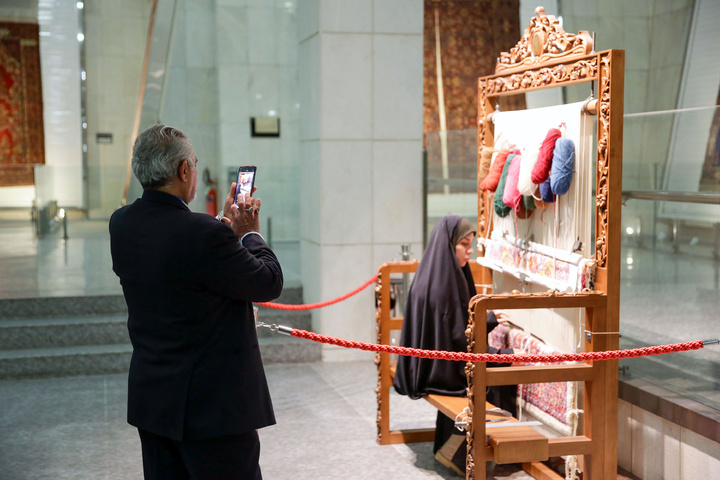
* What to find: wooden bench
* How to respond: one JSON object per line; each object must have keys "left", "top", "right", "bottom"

{"left": 375, "top": 260, "right": 560, "bottom": 478}
{"left": 388, "top": 360, "right": 551, "bottom": 465}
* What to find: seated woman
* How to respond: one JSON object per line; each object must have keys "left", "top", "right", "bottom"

{"left": 393, "top": 215, "right": 516, "bottom": 476}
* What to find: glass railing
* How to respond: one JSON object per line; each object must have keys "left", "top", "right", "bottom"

{"left": 619, "top": 106, "right": 720, "bottom": 412}
{"left": 424, "top": 129, "right": 478, "bottom": 245}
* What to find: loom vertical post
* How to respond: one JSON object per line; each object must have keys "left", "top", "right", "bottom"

{"left": 590, "top": 48, "right": 625, "bottom": 480}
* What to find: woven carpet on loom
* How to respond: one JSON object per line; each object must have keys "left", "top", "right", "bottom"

{"left": 0, "top": 22, "right": 45, "bottom": 187}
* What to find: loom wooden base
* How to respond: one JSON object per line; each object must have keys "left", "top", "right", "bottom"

{"left": 383, "top": 362, "right": 558, "bottom": 478}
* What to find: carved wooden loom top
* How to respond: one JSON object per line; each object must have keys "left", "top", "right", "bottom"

{"left": 496, "top": 7, "right": 593, "bottom": 74}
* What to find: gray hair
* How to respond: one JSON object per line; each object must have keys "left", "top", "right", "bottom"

{"left": 132, "top": 124, "right": 196, "bottom": 189}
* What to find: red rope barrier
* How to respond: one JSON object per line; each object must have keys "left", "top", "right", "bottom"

{"left": 256, "top": 274, "right": 379, "bottom": 311}
{"left": 290, "top": 328, "right": 707, "bottom": 363}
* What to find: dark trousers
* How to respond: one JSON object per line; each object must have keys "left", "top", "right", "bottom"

{"left": 138, "top": 429, "right": 262, "bottom": 480}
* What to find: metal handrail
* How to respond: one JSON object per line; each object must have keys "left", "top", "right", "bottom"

{"left": 427, "top": 177, "right": 477, "bottom": 189}
{"left": 425, "top": 186, "right": 720, "bottom": 205}
{"left": 622, "top": 190, "right": 720, "bottom": 205}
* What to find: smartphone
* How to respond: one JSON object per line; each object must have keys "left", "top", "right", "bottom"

{"left": 234, "top": 166, "right": 256, "bottom": 204}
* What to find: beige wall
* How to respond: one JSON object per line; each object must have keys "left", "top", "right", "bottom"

{"left": 298, "top": 0, "right": 425, "bottom": 361}
{"left": 619, "top": 399, "right": 720, "bottom": 479}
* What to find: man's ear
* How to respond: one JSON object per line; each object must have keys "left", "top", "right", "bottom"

{"left": 177, "top": 160, "right": 189, "bottom": 181}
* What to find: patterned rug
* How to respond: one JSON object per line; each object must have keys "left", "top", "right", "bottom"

{"left": 0, "top": 22, "right": 45, "bottom": 187}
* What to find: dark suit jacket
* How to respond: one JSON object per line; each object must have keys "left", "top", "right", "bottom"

{"left": 109, "top": 189, "right": 283, "bottom": 441}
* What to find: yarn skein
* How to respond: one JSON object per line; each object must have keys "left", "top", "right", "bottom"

{"left": 502, "top": 154, "right": 523, "bottom": 211}
{"left": 523, "top": 195, "right": 537, "bottom": 211}
{"left": 539, "top": 178, "right": 555, "bottom": 203}
{"left": 480, "top": 148, "right": 513, "bottom": 192}
{"left": 549, "top": 137, "right": 576, "bottom": 195}
{"left": 516, "top": 195, "right": 536, "bottom": 219}
{"left": 517, "top": 149, "right": 539, "bottom": 196}
{"left": 494, "top": 153, "right": 516, "bottom": 217}
{"left": 477, "top": 147, "right": 495, "bottom": 184}
{"left": 531, "top": 128, "right": 562, "bottom": 184}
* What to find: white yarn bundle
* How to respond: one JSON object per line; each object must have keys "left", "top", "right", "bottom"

{"left": 517, "top": 149, "right": 539, "bottom": 196}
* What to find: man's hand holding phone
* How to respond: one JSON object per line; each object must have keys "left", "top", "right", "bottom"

{"left": 219, "top": 166, "right": 261, "bottom": 238}
{"left": 234, "top": 166, "right": 256, "bottom": 204}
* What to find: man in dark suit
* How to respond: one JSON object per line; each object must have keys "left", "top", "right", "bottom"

{"left": 110, "top": 124, "right": 283, "bottom": 480}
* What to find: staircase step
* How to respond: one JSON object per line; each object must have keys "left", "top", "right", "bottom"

{"left": 273, "top": 286, "right": 304, "bottom": 305}
{"left": 0, "top": 286, "right": 304, "bottom": 320}
{"left": 0, "top": 344, "right": 132, "bottom": 380}
{"left": 0, "top": 338, "right": 319, "bottom": 380}
{"left": 0, "top": 314, "right": 128, "bottom": 350}
{"left": 0, "top": 286, "right": 314, "bottom": 380}
{"left": 0, "top": 295, "right": 128, "bottom": 319}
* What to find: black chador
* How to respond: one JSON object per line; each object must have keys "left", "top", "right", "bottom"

{"left": 393, "top": 215, "right": 515, "bottom": 473}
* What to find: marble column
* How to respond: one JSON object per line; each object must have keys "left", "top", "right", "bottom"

{"left": 298, "top": 0, "right": 424, "bottom": 360}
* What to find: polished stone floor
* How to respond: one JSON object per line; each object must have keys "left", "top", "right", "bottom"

{"left": 1, "top": 214, "right": 719, "bottom": 478}
{"left": 0, "top": 362, "right": 535, "bottom": 480}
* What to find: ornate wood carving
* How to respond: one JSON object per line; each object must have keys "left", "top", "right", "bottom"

{"left": 375, "top": 269, "right": 384, "bottom": 443}
{"left": 595, "top": 53, "right": 612, "bottom": 268}
{"left": 477, "top": 193, "right": 490, "bottom": 248}
{"left": 477, "top": 94, "right": 493, "bottom": 150}
{"left": 482, "top": 57, "right": 598, "bottom": 97}
{"left": 465, "top": 304, "right": 477, "bottom": 479}
{"left": 496, "top": 7, "right": 593, "bottom": 74}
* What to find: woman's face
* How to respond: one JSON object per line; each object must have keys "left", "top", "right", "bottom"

{"left": 455, "top": 232, "right": 475, "bottom": 268}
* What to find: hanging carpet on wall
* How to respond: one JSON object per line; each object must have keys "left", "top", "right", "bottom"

{"left": 0, "top": 22, "right": 45, "bottom": 187}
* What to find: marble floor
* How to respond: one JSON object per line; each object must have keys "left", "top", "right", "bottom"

{"left": 0, "top": 361, "right": 536, "bottom": 480}
{"left": 1, "top": 215, "right": 719, "bottom": 478}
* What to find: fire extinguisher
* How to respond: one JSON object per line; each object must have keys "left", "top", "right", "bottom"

{"left": 203, "top": 169, "right": 217, "bottom": 217}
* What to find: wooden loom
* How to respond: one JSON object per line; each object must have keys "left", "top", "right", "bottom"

{"left": 375, "top": 7, "right": 624, "bottom": 480}
{"left": 469, "top": 6, "right": 624, "bottom": 480}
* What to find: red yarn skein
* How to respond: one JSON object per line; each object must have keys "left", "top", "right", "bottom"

{"left": 479, "top": 148, "right": 512, "bottom": 192}
{"left": 531, "top": 128, "right": 562, "bottom": 184}
{"left": 502, "top": 154, "right": 523, "bottom": 210}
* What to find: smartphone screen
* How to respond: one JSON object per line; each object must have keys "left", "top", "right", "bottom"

{"left": 234, "top": 166, "right": 256, "bottom": 204}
